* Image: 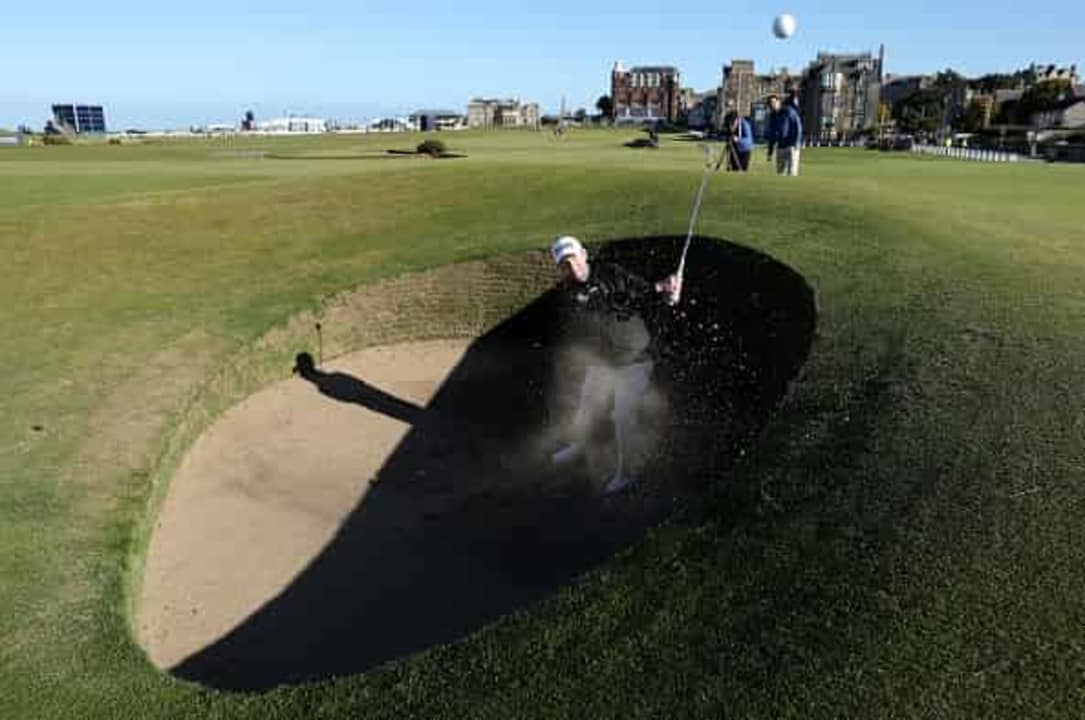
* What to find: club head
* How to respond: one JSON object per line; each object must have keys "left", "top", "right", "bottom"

{"left": 699, "top": 143, "right": 717, "bottom": 169}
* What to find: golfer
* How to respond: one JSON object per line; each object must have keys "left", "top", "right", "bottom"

{"left": 549, "top": 235, "right": 681, "bottom": 493}
{"left": 766, "top": 93, "right": 803, "bottom": 176}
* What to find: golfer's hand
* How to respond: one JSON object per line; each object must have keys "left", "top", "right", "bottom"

{"left": 657, "top": 274, "right": 682, "bottom": 305}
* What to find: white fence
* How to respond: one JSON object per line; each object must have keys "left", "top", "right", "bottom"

{"left": 911, "top": 144, "right": 1023, "bottom": 163}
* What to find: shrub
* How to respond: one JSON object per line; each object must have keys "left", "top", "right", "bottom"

{"left": 42, "top": 135, "right": 71, "bottom": 145}
{"left": 416, "top": 139, "right": 447, "bottom": 157}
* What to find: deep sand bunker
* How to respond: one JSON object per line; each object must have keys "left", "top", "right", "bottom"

{"left": 138, "top": 237, "right": 817, "bottom": 691}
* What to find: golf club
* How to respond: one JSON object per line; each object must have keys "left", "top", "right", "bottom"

{"left": 673, "top": 143, "right": 719, "bottom": 297}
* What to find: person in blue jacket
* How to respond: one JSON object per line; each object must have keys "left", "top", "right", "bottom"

{"left": 766, "top": 93, "right": 803, "bottom": 176}
{"left": 723, "top": 111, "right": 754, "bottom": 172}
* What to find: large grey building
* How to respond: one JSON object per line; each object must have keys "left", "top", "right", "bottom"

{"left": 466, "top": 98, "right": 540, "bottom": 129}
{"left": 1032, "top": 96, "right": 1085, "bottom": 128}
{"left": 684, "top": 92, "right": 719, "bottom": 130}
{"left": 718, "top": 61, "right": 793, "bottom": 122}
{"left": 51, "top": 104, "right": 106, "bottom": 134}
{"left": 799, "top": 47, "right": 884, "bottom": 141}
{"left": 880, "top": 74, "right": 930, "bottom": 106}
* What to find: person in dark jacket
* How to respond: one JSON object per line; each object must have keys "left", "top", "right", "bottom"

{"left": 549, "top": 235, "right": 681, "bottom": 493}
{"left": 766, "top": 93, "right": 803, "bottom": 176}
{"left": 724, "top": 111, "right": 753, "bottom": 172}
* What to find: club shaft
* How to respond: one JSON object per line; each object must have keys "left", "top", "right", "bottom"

{"left": 677, "top": 164, "right": 713, "bottom": 280}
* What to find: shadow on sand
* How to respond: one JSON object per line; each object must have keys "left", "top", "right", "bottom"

{"left": 170, "top": 235, "right": 817, "bottom": 691}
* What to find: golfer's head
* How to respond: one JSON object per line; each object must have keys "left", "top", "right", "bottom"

{"left": 768, "top": 94, "right": 781, "bottom": 112}
{"left": 551, "top": 235, "right": 589, "bottom": 283}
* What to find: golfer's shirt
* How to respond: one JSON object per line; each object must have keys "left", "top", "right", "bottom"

{"left": 563, "top": 262, "right": 657, "bottom": 366}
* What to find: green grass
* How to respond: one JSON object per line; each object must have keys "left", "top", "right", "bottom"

{"left": 2, "top": 129, "right": 1084, "bottom": 718}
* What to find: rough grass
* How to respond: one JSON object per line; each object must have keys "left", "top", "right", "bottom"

{"left": 1, "top": 129, "right": 1084, "bottom": 718}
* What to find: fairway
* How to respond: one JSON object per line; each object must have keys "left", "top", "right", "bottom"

{"left": 2, "top": 129, "right": 1084, "bottom": 718}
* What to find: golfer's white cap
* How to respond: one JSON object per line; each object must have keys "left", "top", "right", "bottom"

{"left": 551, "top": 235, "right": 585, "bottom": 265}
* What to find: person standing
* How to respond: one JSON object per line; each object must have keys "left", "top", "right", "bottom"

{"left": 724, "top": 111, "right": 753, "bottom": 172}
{"left": 766, "top": 94, "right": 803, "bottom": 176}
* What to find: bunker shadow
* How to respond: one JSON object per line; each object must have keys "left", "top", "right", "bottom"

{"left": 169, "top": 236, "right": 817, "bottom": 691}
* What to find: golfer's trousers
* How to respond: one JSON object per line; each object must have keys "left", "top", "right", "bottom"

{"left": 571, "top": 361, "right": 653, "bottom": 434}
{"left": 775, "top": 146, "right": 800, "bottom": 176}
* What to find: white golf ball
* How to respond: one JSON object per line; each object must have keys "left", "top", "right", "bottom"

{"left": 773, "top": 13, "right": 796, "bottom": 39}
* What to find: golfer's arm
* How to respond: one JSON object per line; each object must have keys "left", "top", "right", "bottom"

{"left": 614, "top": 267, "right": 663, "bottom": 304}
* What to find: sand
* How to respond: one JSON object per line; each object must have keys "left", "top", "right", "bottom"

{"left": 138, "top": 339, "right": 471, "bottom": 670}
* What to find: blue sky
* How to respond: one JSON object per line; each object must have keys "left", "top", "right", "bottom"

{"left": 1, "top": 0, "right": 1081, "bottom": 129}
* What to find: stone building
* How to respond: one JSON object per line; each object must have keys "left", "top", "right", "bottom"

{"left": 798, "top": 47, "right": 884, "bottom": 142}
{"left": 611, "top": 62, "right": 681, "bottom": 123}
{"left": 466, "top": 98, "right": 540, "bottom": 129}
{"left": 716, "top": 61, "right": 795, "bottom": 137}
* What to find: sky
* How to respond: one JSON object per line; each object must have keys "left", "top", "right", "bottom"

{"left": 1, "top": 0, "right": 1082, "bottom": 129}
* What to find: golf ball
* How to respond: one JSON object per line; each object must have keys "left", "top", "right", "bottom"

{"left": 773, "top": 13, "right": 796, "bottom": 39}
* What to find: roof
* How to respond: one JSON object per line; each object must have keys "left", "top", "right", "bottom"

{"left": 628, "top": 65, "right": 678, "bottom": 74}
{"left": 883, "top": 74, "right": 927, "bottom": 85}
{"left": 814, "top": 51, "right": 876, "bottom": 63}
{"left": 410, "top": 109, "right": 461, "bottom": 117}
{"left": 1044, "top": 96, "right": 1085, "bottom": 112}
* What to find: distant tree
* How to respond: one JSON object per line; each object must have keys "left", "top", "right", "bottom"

{"left": 960, "top": 99, "right": 989, "bottom": 133}
{"left": 892, "top": 88, "right": 944, "bottom": 135}
{"left": 932, "top": 68, "right": 966, "bottom": 91}
{"left": 992, "top": 99, "right": 1018, "bottom": 125}
{"left": 242, "top": 110, "right": 256, "bottom": 131}
{"left": 972, "top": 73, "right": 1021, "bottom": 94}
{"left": 573, "top": 108, "right": 587, "bottom": 123}
{"left": 595, "top": 95, "right": 613, "bottom": 118}
{"left": 1018, "top": 79, "right": 1073, "bottom": 123}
